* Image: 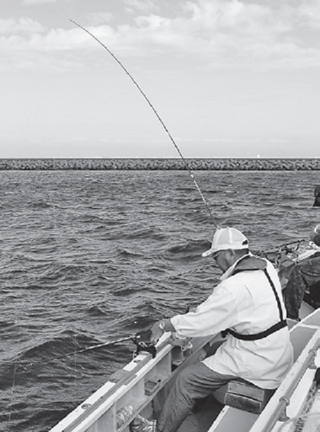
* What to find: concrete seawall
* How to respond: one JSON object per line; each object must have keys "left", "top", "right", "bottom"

{"left": 0, "top": 158, "right": 320, "bottom": 170}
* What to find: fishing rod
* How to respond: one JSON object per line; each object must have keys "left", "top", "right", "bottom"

{"left": 261, "top": 239, "right": 306, "bottom": 255}
{"left": 70, "top": 19, "right": 219, "bottom": 228}
{"left": 8, "top": 331, "right": 157, "bottom": 368}
{"left": 3, "top": 336, "right": 134, "bottom": 368}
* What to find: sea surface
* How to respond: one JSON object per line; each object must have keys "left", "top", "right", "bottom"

{"left": 0, "top": 170, "right": 319, "bottom": 432}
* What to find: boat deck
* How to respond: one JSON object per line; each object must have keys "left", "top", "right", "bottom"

{"left": 177, "top": 395, "right": 223, "bottom": 432}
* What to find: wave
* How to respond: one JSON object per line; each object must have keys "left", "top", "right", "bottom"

{"left": 28, "top": 200, "right": 52, "bottom": 209}
{"left": 163, "top": 239, "right": 210, "bottom": 259}
{"left": 87, "top": 305, "right": 108, "bottom": 316}
{"left": 2, "top": 170, "right": 320, "bottom": 432}
{"left": 0, "top": 320, "right": 16, "bottom": 329}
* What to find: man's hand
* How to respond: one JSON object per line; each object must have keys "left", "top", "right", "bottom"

{"left": 150, "top": 321, "right": 165, "bottom": 345}
{"left": 150, "top": 319, "right": 176, "bottom": 345}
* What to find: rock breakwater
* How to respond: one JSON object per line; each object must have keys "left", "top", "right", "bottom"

{"left": 0, "top": 158, "right": 319, "bottom": 170}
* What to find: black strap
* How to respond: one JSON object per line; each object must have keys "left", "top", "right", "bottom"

{"left": 225, "top": 320, "right": 287, "bottom": 341}
{"left": 263, "top": 268, "right": 284, "bottom": 322}
{"left": 222, "top": 268, "right": 287, "bottom": 341}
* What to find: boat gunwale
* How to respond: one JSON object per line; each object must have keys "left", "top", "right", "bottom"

{"left": 49, "top": 333, "right": 216, "bottom": 432}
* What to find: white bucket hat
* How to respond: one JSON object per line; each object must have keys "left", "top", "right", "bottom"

{"left": 202, "top": 227, "right": 249, "bottom": 257}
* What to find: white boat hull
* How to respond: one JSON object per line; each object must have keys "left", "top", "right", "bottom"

{"left": 49, "top": 300, "right": 320, "bottom": 432}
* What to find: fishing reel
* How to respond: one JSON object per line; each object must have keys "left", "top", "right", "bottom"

{"left": 132, "top": 330, "right": 157, "bottom": 358}
{"left": 258, "top": 239, "right": 305, "bottom": 266}
{"left": 275, "top": 242, "right": 303, "bottom": 269}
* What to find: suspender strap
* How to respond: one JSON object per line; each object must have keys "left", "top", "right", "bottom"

{"left": 226, "top": 320, "right": 287, "bottom": 341}
{"left": 263, "top": 268, "right": 284, "bottom": 321}
{"left": 222, "top": 268, "right": 287, "bottom": 341}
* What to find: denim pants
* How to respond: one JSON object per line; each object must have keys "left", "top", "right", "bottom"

{"left": 283, "top": 255, "right": 320, "bottom": 319}
{"left": 156, "top": 362, "right": 236, "bottom": 432}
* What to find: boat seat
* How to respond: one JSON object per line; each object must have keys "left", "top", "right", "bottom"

{"left": 213, "top": 379, "right": 275, "bottom": 414}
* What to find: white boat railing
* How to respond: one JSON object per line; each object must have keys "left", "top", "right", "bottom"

{"left": 209, "top": 308, "right": 320, "bottom": 432}
{"left": 257, "top": 337, "right": 320, "bottom": 432}
{"left": 248, "top": 308, "right": 320, "bottom": 432}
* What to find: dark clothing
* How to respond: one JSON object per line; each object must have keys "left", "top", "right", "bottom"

{"left": 157, "top": 362, "right": 235, "bottom": 432}
{"left": 283, "top": 253, "right": 320, "bottom": 319}
{"left": 313, "top": 196, "right": 320, "bottom": 207}
{"left": 313, "top": 185, "right": 320, "bottom": 207}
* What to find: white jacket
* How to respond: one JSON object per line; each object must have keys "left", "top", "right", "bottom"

{"left": 171, "top": 255, "right": 293, "bottom": 389}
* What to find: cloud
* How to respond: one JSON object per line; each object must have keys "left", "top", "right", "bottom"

{"left": 88, "top": 12, "right": 114, "bottom": 26}
{"left": 126, "top": 0, "right": 320, "bottom": 67}
{"left": 22, "top": 0, "right": 58, "bottom": 4}
{"left": 0, "top": 17, "right": 44, "bottom": 35}
{"left": 299, "top": 1, "right": 320, "bottom": 29}
{"left": 124, "top": 0, "right": 158, "bottom": 14}
{"left": 2, "top": 0, "right": 320, "bottom": 71}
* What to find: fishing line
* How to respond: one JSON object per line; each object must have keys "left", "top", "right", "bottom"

{"left": 6, "top": 335, "right": 136, "bottom": 369}
{"left": 8, "top": 364, "right": 18, "bottom": 429}
{"left": 7, "top": 301, "right": 27, "bottom": 430}
{"left": 70, "top": 19, "right": 219, "bottom": 228}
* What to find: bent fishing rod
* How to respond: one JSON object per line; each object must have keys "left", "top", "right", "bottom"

{"left": 70, "top": 19, "right": 218, "bottom": 228}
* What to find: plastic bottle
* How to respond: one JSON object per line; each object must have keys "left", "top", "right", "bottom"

{"left": 116, "top": 405, "right": 134, "bottom": 429}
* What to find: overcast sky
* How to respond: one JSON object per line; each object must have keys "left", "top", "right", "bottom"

{"left": 1, "top": 0, "right": 320, "bottom": 158}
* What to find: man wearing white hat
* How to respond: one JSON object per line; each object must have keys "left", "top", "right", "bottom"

{"left": 134, "top": 227, "right": 293, "bottom": 432}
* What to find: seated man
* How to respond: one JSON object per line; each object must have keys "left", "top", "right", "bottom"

{"left": 132, "top": 227, "right": 293, "bottom": 432}
{"left": 283, "top": 225, "right": 320, "bottom": 320}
